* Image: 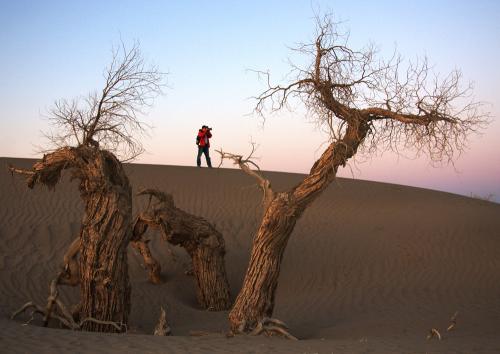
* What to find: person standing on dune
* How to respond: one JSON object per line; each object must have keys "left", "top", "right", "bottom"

{"left": 196, "top": 125, "right": 212, "bottom": 168}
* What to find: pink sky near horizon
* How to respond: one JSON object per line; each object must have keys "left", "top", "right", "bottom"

{"left": 1, "top": 1, "right": 499, "bottom": 202}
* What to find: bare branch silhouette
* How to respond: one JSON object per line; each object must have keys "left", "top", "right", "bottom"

{"left": 253, "top": 14, "right": 489, "bottom": 165}
{"left": 44, "top": 41, "right": 165, "bottom": 161}
{"left": 228, "top": 14, "right": 489, "bottom": 336}
{"left": 216, "top": 144, "right": 275, "bottom": 209}
{"left": 10, "top": 42, "right": 165, "bottom": 332}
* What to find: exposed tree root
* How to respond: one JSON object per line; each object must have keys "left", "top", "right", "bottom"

{"left": 12, "top": 301, "right": 73, "bottom": 328}
{"left": 12, "top": 298, "right": 126, "bottom": 332}
{"left": 234, "top": 317, "right": 298, "bottom": 340}
{"left": 12, "top": 230, "right": 138, "bottom": 333}
{"left": 79, "top": 317, "right": 126, "bottom": 332}
{"left": 253, "top": 318, "right": 298, "bottom": 340}
{"left": 11, "top": 302, "right": 45, "bottom": 321}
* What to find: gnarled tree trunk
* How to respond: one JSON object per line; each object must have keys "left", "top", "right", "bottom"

{"left": 228, "top": 193, "right": 297, "bottom": 331}
{"left": 224, "top": 11, "right": 484, "bottom": 335}
{"left": 228, "top": 123, "right": 369, "bottom": 332}
{"left": 134, "top": 189, "right": 231, "bottom": 310}
{"left": 11, "top": 146, "right": 133, "bottom": 332}
{"left": 78, "top": 149, "right": 132, "bottom": 332}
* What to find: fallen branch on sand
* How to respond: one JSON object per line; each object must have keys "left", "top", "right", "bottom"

{"left": 446, "top": 311, "right": 459, "bottom": 332}
{"left": 427, "top": 311, "right": 459, "bottom": 341}
{"left": 427, "top": 328, "right": 442, "bottom": 340}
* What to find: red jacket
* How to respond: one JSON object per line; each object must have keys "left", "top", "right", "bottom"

{"left": 197, "top": 129, "right": 212, "bottom": 147}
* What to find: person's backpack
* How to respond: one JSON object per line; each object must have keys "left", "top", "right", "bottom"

{"left": 196, "top": 134, "right": 201, "bottom": 145}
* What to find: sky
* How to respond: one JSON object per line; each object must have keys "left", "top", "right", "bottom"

{"left": 1, "top": 0, "right": 499, "bottom": 201}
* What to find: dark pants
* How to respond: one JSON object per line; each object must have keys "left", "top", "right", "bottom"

{"left": 197, "top": 146, "right": 212, "bottom": 167}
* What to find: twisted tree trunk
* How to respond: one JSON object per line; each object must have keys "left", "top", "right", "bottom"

{"left": 134, "top": 190, "right": 231, "bottom": 310}
{"left": 228, "top": 122, "right": 369, "bottom": 332}
{"left": 11, "top": 146, "right": 133, "bottom": 332}
{"left": 228, "top": 193, "right": 297, "bottom": 331}
{"left": 79, "top": 185, "right": 131, "bottom": 331}
{"left": 77, "top": 149, "right": 132, "bottom": 332}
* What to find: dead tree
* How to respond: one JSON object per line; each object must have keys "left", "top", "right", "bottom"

{"left": 10, "top": 42, "right": 164, "bottom": 332}
{"left": 133, "top": 189, "right": 231, "bottom": 311}
{"left": 219, "top": 15, "right": 488, "bottom": 336}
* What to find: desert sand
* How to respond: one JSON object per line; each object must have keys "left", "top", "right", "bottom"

{"left": 1, "top": 157, "right": 499, "bottom": 353}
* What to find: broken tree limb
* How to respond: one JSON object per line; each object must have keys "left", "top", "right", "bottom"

{"left": 216, "top": 145, "right": 275, "bottom": 210}
{"left": 130, "top": 234, "right": 162, "bottom": 284}
{"left": 447, "top": 311, "right": 459, "bottom": 331}
{"left": 58, "top": 236, "right": 80, "bottom": 286}
{"left": 427, "top": 328, "right": 442, "bottom": 341}
{"left": 153, "top": 306, "right": 171, "bottom": 336}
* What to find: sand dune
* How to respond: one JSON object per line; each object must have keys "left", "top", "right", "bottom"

{"left": 1, "top": 157, "right": 499, "bottom": 353}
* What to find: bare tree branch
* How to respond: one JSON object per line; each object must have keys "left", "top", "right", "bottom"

{"left": 252, "top": 14, "right": 489, "bottom": 165}
{"left": 216, "top": 144, "right": 275, "bottom": 209}
{"left": 227, "top": 13, "right": 489, "bottom": 335}
{"left": 44, "top": 41, "right": 166, "bottom": 161}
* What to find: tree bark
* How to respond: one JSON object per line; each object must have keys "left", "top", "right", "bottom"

{"left": 228, "top": 193, "right": 297, "bottom": 331}
{"left": 229, "top": 122, "right": 369, "bottom": 332}
{"left": 11, "top": 146, "right": 132, "bottom": 332}
{"left": 79, "top": 186, "right": 131, "bottom": 332}
{"left": 134, "top": 190, "right": 231, "bottom": 310}
{"left": 130, "top": 235, "right": 162, "bottom": 284}
{"left": 186, "top": 229, "right": 230, "bottom": 310}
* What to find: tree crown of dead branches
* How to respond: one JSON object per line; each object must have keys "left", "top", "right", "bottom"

{"left": 44, "top": 41, "right": 165, "bottom": 161}
{"left": 253, "top": 14, "right": 489, "bottom": 164}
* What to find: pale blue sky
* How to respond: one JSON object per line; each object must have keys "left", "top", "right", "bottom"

{"left": 1, "top": 1, "right": 499, "bottom": 201}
